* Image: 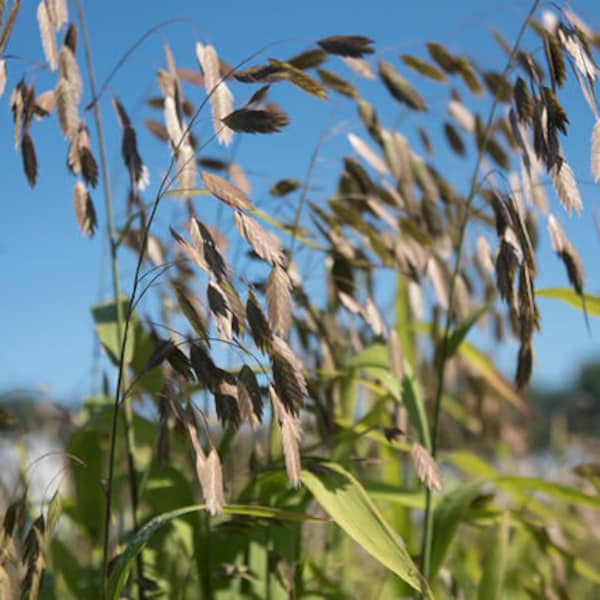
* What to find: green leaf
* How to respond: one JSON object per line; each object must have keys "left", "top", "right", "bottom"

{"left": 401, "top": 364, "right": 431, "bottom": 451}
{"left": 346, "top": 343, "right": 388, "bottom": 370}
{"left": 477, "top": 512, "right": 510, "bottom": 600}
{"left": 108, "top": 504, "right": 323, "bottom": 599}
{"left": 364, "top": 482, "right": 426, "bottom": 509}
{"left": 441, "top": 395, "right": 482, "bottom": 434}
{"left": 458, "top": 341, "right": 529, "bottom": 413}
{"left": 536, "top": 287, "right": 600, "bottom": 317}
{"left": 495, "top": 476, "right": 600, "bottom": 509}
{"left": 301, "top": 461, "right": 431, "bottom": 597}
{"left": 65, "top": 427, "right": 105, "bottom": 544}
{"left": 445, "top": 302, "right": 491, "bottom": 358}
{"left": 431, "top": 481, "right": 483, "bottom": 578}
{"left": 443, "top": 451, "right": 497, "bottom": 478}
{"left": 394, "top": 273, "right": 416, "bottom": 367}
{"left": 335, "top": 417, "right": 411, "bottom": 453}
{"left": 46, "top": 489, "right": 62, "bottom": 536}
{"left": 91, "top": 297, "right": 135, "bottom": 365}
{"left": 346, "top": 343, "right": 430, "bottom": 449}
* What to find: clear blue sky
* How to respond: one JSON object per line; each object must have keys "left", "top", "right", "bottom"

{"left": 1, "top": 0, "right": 599, "bottom": 401}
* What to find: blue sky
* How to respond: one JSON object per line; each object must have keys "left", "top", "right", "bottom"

{"left": 1, "top": 0, "right": 599, "bottom": 401}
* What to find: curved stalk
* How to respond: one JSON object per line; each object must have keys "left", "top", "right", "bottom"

{"left": 418, "top": 0, "right": 540, "bottom": 592}
{"left": 74, "top": 3, "right": 145, "bottom": 598}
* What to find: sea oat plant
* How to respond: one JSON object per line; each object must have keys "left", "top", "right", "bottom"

{"left": 1, "top": 1, "right": 600, "bottom": 598}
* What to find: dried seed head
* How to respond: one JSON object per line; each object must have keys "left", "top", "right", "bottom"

{"left": 196, "top": 42, "right": 233, "bottom": 146}
{"left": 426, "top": 256, "right": 448, "bottom": 311}
{"left": 207, "top": 281, "right": 233, "bottom": 341}
{"left": 0, "top": 60, "right": 6, "bottom": 97}
{"left": 476, "top": 235, "right": 494, "bottom": 273}
{"left": 448, "top": 98, "right": 475, "bottom": 132}
{"left": 72, "top": 181, "right": 96, "bottom": 236}
{"left": 547, "top": 215, "right": 585, "bottom": 294}
{"left": 37, "top": 1, "right": 57, "bottom": 71}
{"left": 21, "top": 133, "right": 37, "bottom": 187}
{"left": 347, "top": 132, "right": 389, "bottom": 176}
{"left": 202, "top": 171, "right": 253, "bottom": 211}
{"left": 234, "top": 211, "right": 284, "bottom": 266}
{"left": 363, "top": 297, "right": 387, "bottom": 337}
{"left": 58, "top": 45, "right": 81, "bottom": 102}
{"left": 495, "top": 235, "right": 520, "bottom": 303}
{"left": 189, "top": 343, "right": 220, "bottom": 392}
{"left": 200, "top": 448, "right": 225, "bottom": 516}
{"left": 56, "top": 78, "right": 78, "bottom": 138}
{"left": 237, "top": 365, "right": 263, "bottom": 427}
{"left": 176, "top": 142, "right": 196, "bottom": 197}
{"left": 271, "top": 335, "right": 306, "bottom": 414}
{"left": 411, "top": 442, "right": 443, "bottom": 492}
{"left": 547, "top": 214, "right": 566, "bottom": 253}
{"left": 491, "top": 192, "right": 511, "bottom": 238}
{"left": 515, "top": 341, "right": 533, "bottom": 390}
{"left": 560, "top": 242, "right": 585, "bottom": 295}
{"left": 269, "top": 384, "right": 302, "bottom": 488}
{"left": 342, "top": 57, "right": 375, "bottom": 79}
{"left": 194, "top": 219, "right": 227, "bottom": 280}
{"left": 228, "top": 162, "right": 251, "bottom": 195}
{"left": 591, "top": 119, "right": 600, "bottom": 183}
{"left": 266, "top": 264, "right": 293, "bottom": 336}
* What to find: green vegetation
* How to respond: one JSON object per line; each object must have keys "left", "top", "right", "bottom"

{"left": 1, "top": 1, "right": 600, "bottom": 598}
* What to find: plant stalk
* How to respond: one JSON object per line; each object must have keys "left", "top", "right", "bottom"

{"left": 418, "top": 0, "right": 539, "bottom": 592}
{"left": 75, "top": 3, "right": 145, "bottom": 598}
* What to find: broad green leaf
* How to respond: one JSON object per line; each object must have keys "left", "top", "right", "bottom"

{"left": 51, "top": 538, "right": 98, "bottom": 599}
{"left": 445, "top": 303, "right": 491, "bottom": 358}
{"left": 346, "top": 344, "right": 431, "bottom": 449}
{"left": 495, "top": 476, "right": 600, "bottom": 509}
{"left": 394, "top": 273, "right": 416, "bottom": 367}
{"left": 346, "top": 342, "right": 388, "bottom": 370}
{"left": 364, "top": 482, "right": 426, "bottom": 509}
{"left": 401, "top": 364, "right": 431, "bottom": 451}
{"left": 46, "top": 489, "right": 62, "bottom": 536}
{"left": 536, "top": 287, "right": 600, "bottom": 317}
{"left": 108, "top": 504, "right": 324, "bottom": 599}
{"left": 411, "top": 322, "right": 527, "bottom": 414}
{"left": 431, "top": 481, "right": 483, "bottom": 578}
{"left": 477, "top": 512, "right": 510, "bottom": 600}
{"left": 301, "top": 461, "right": 431, "bottom": 597}
{"left": 574, "top": 557, "right": 600, "bottom": 584}
{"left": 443, "top": 450, "right": 497, "bottom": 478}
{"left": 91, "top": 297, "right": 135, "bottom": 365}
{"left": 345, "top": 344, "right": 400, "bottom": 402}
{"left": 458, "top": 341, "right": 529, "bottom": 413}
{"left": 442, "top": 395, "right": 482, "bottom": 434}
{"left": 65, "top": 428, "right": 105, "bottom": 544}
{"left": 334, "top": 417, "right": 411, "bottom": 453}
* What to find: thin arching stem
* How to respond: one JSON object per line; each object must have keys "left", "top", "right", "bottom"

{"left": 418, "top": 0, "right": 540, "bottom": 591}
{"left": 75, "top": 3, "right": 145, "bottom": 598}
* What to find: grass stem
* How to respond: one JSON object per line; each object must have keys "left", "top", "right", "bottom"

{"left": 418, "top": 0, "right": 540, "bottom": 592}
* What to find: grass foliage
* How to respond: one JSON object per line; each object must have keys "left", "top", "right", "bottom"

{"left": 1, "top": 0, "right": 600, "bottom": 598}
